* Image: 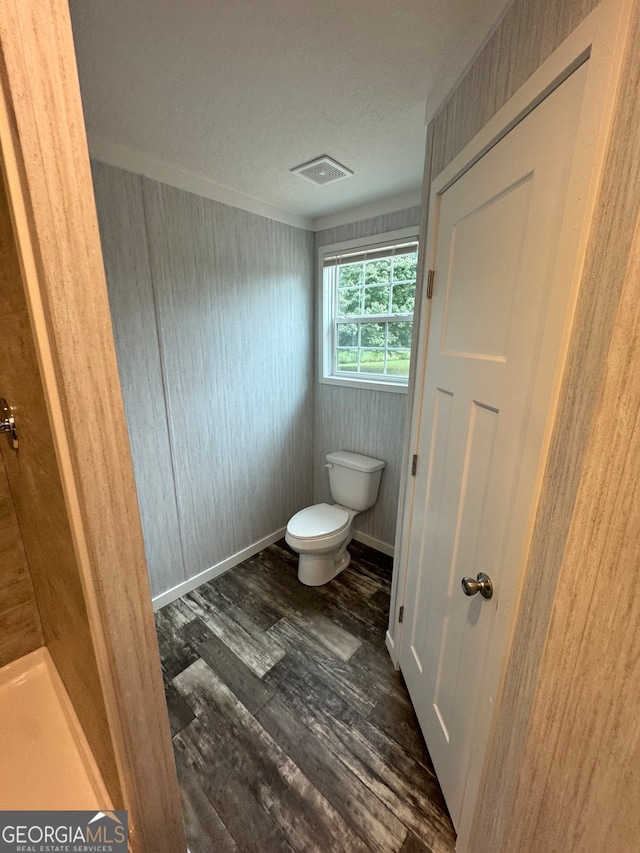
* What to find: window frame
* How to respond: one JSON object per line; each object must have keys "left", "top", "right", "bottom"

{"left": 318, "top": 227, "right": 419, "bottom": 393}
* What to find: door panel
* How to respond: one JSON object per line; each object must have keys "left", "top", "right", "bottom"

{"left": 441, "top": 176, "right": 532, "bottom": 361}
{"left": 400, "top": 63, "right": 588, "bottom": 828}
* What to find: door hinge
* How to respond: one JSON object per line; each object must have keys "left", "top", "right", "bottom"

{"left": 398, "top": 605, "right": 404, "bottom": 623}
{"left": 411, "top": 454, "right": 418, "bottom": 476}
{"left": 426, "top": 269, "right": 434, "bottom": 299}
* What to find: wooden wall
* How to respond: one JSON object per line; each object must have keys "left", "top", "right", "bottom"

{"left": 0, "top": 169, "right": 115, "bottom": 786}
{"left": 417, "top": 0, "right": 640, "bottom": 849}
{"left": 0, "top": 177, "right": 43, "bottom": 668}
{"left": 314, "top": 207, "right": 420, "bottom": 550}
{"left": 0, "top": 463, "right": 42, "bottom": 668}
{"left": 0, "top": 0, "right": 186, "bottom": 848}
{"left": 92, "top": 163, "right": 315, "bottom": 599}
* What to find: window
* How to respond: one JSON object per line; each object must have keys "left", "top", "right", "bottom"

{"left": 319, "top": 228, "right": 419, "bottom": 392}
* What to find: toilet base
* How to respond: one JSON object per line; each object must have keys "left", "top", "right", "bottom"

{"left": 297, "top": 546, "right": 351, "bottom": 586}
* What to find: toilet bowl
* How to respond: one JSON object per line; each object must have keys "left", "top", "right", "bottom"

{"left": 286, "top": 450, "right": 385, "bottom": 586}
{"left": 285, "top": 502, "right": 357, "bottom": 586}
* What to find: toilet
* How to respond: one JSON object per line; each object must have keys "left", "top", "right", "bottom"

{"left": 286, "top": 450, "right": 385, "bottom": 586}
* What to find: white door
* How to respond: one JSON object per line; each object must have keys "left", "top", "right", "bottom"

{"left": 399, "top": 63, "right": 589, "bottom": 829}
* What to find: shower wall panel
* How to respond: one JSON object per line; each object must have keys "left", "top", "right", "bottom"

{"left": 0, "top": 179, "right": 43, "bottom": 667}
{"left": 0, "top": 169, "right": 120, "bottom": 798}
{"left": 0, "top": 464, "right": 42, "bottom": 667}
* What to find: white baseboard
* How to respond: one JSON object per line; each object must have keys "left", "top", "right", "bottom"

{"left": 152, "top": 526, "right": 392, "bottom": 609}
{"left": 152, "top": 527, "right": 286, "bottom": 610}
{"left": 353, "top": 530, "right": 394, "bottom": 557}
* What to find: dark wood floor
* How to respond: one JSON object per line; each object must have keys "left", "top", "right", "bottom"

{"left": 155, "top": 539, "right": 456, "bottom": 853}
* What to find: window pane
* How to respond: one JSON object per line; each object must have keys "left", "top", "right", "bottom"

{"left": 361, "top": 322, "right": 385, "bottom": 347}
{"left": 364, "top": 285, "right": 390, "bottom": 315}
{"left": 393, "top": 253, "right": 418, "bottom": 282}
{"left": 337, "top": 323, "right": 358, "bottom": 347}
{"left": 364, "top": 258, "right": 391, "bottom": 284}
{"left": 360, "top": 350, "right": 385, "bottom": 374}
{"left": 337, "top": 348, "right": 358, "bottom": 372}
{"left": 391, "top": 282, "right": 415, "bottom": 314}
{"left": 338, "top": 262, "right": 363, "bottom": 288}
{"left": 325, "top": 236, "right": 418, "bottom": 387}
{"left": 338, "top": 287, "right": 361, "bottom": 317}
{"left": 386, "top": 350, "right": 411, "bottom": 377}
{"left": 388, "top": 321, "right": 412, "bottom": 348}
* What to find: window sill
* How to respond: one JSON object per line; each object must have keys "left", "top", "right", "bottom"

{"left": 319, "top": 375, "right": 408, "bottom": 394}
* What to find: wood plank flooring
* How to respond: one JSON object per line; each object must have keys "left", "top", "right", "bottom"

{"left": 155, "top": 539, "right": 456, "bottom": 853}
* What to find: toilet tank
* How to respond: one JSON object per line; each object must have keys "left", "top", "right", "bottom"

{"left": 326, "top": 450, "right": 385, "bottom": 512}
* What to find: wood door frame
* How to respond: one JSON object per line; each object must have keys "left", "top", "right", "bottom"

{"left": 0, "top": 1, "right": 186, "bottom": 850}
{"left": 388, "top": 0, "right": 633, "bottom": 847}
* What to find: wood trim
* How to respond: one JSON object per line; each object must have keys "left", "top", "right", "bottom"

{"left": 0, "top": 1, "right": 186, "bottom": 850}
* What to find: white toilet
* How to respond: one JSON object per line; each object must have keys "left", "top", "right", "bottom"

{"left": 286, "top": 450, "right": 385, "bottom": 586}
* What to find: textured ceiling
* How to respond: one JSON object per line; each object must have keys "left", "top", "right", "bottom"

{"left": 69, "top": 0, "right": 511, "bottom": 227}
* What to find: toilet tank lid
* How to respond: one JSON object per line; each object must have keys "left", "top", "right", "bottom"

{"left": 326, "top": 450, "right": 385, "bottom": 473}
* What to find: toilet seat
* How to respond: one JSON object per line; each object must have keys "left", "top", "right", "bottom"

{"left": 287, "top": 502, "right": 350, "bottom": 540}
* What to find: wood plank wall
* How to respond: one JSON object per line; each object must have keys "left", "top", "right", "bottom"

{"left": 91, "top": 163, "right": 187, "bottom": 596}
{"left": 0, "top": 176, "right": 43, "bottom": 668}
{"left": 0, "top": 464, "right": 43, "bottom": 668}
{"left": 92, "top": 163, "right": 316, "bottom": 599}
{"left": 419, "top": 0, "right": 640, "bottom": 849}
{"left": 314, "top": 207, "right": 420, "bottom": 549}
{"left": 508, "top": 199, "right": 640, "bottom": 852}
{"left": 142, "top": 178, "right": 315, "bottom": 580}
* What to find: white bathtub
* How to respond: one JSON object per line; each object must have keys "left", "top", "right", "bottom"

{"left": 0, "top": 648, "right": 111, "bottom": 809}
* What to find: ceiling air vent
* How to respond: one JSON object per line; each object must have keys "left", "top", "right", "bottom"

{"left": 291, "top": 156, "right": 353, "bottom": 185}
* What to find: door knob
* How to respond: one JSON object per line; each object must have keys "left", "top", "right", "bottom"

{"left": 461, "top": 572, "right": 493, "bottom": 600}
